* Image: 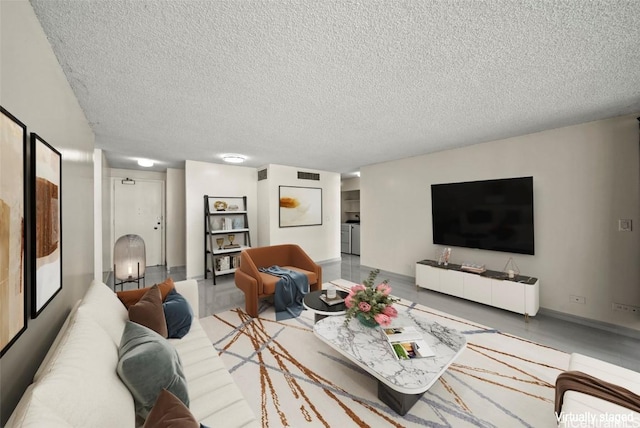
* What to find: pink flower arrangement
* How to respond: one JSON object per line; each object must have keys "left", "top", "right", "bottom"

{"left": 343, "top": 269, "right": 399, "bottom": 327}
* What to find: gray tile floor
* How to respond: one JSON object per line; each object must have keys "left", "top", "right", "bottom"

{"left": 109, "top": 255, "right": 639, "bottom": 372}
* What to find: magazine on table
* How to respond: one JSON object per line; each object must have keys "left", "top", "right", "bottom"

{"left": 382, "top": 326, "right": 435, "bottom": 360}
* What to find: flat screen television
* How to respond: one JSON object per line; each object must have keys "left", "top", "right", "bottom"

{"left": 431, "top": 176, "right": 534, "bottom": 255}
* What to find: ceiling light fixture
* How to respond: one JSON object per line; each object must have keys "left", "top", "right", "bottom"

{"left": 355, "top": 171, "right": 361, "bottom": 177}
{"left": 137, "top": 159, "right": 154, "bottom": 167}
{"left": 222, "top": 154, "right": 246, "bottom": 164}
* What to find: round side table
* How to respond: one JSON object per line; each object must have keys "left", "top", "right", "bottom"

{"left": 303, "top": 289, "right": 349, "bottom": 323}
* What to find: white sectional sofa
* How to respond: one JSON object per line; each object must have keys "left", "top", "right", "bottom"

{"left": 558, "top": 353, "right": 640, "bottom": 427}
{"left": 6, "top": 279, "right": 259, "bottom": 427}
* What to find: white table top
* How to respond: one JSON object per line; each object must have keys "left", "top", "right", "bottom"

{"left": 313, "top": 308, "right": 467, "bottom": 395}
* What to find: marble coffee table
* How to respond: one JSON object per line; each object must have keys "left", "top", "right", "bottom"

{"left": 313, "top": 308, "right": 466, "bottom": 415}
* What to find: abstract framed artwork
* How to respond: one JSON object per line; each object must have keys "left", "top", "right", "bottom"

{"left": 279, "top": 185, "right": 322, "bottom": 227}
{"left": 31, "top": 133, "right": 62, "bottom": 318}
{"left": 0, "top": 106, "right": 28, "bottom": 357}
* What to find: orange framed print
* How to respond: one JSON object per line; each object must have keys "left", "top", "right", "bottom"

{"left": 31, "top": 133, "right": 62, "bottom": 317}
{"left": 0, "top": 106, "right": 28, "bottom": 356}
{"left": 279, "top": 185, "right": 322, "bottom": 227}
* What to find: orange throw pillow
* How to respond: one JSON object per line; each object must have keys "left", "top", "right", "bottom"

{"left": 143, "top": 389, "right": 199, "bottom": 428}
{"left": 128, "top": 284, "right": 168, "bottom": 338}
{"left": 117, "top": 278, "right": 175, "bottom": 308}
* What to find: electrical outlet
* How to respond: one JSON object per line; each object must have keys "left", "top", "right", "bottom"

{"left": 612, "top": 302, "right": 640, "bottom": 313}
{"left": 618, "top": 219, "right": 632, "bottom": 232}
{"left": 570, "top": 295, "right": 586, "bottom": 304}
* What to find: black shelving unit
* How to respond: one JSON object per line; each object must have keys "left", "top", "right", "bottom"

{"left": 204, "top": 195, "right": 251, "bottom": 284}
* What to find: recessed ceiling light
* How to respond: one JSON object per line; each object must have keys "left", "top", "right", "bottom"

{"left": 138, "top": 159, "right": 154, "bottom": 167}
{"left": 222, "top": 154, "right": 246, "bottom": 164}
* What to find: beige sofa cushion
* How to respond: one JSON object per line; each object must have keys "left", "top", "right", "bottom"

{"left": 8, "top": 310, "right": 135, "bottom": 427}
{"left": 77, "top": 280, "right": 129, "bottom": 344}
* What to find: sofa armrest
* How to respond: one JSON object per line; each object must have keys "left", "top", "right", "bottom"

{"left": 238, "top": 251, "right": 263, "bottom": 293}
{"left": 174, "top": 279, "right": 199, "bottom": 319}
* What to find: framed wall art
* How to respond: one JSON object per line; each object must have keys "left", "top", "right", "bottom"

{"left": 279, "top": 185, "right": 322, "bottom": 227}
{"left": 0, "top": 106, "right": 28, "bottom": 356}
{"left": 31, "top": 133, "right": 62, "bottom": 317}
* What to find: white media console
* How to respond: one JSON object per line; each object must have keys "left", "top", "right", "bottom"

{"left": 416, "top": 260, "right": 539, "bottom": 320}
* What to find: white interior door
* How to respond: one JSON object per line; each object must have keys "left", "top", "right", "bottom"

{"left": 113, "top": 179, "right": 164, "bottom": 267}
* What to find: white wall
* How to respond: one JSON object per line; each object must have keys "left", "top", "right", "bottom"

{"left": 166, "top": 168, "right": 186, "bottom": 268}
{"left": 0, "top": 0, "right": 95, "bottom": 422}
{"left": 362, "top": 114, "right": 640, "bottom": 330}
{"left": 101, "top": 152, "right": 111, "bottom": 275}
{"left": 257, "top": 168, "right": 270, "bottom": 246}
{"left": 258, "top": 164, "right": 341, "bottom": 262}
{"left": 93, "top": 149, "right": 103, "bottom": 280}
{"left": 184, "top": 160, "right": 258, "bottom": 279}
{"left": 342, "top": 176, "right": 360, "bottom": 191}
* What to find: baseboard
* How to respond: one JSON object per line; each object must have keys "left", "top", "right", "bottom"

{"left": 318, "top": 257, "right": 342, "bottom": 265}
{"left": 360, "top": 264, "right": 415, "bottom": 286}
{"left": 538, "top": 308, "right": 640, "bottom": 340}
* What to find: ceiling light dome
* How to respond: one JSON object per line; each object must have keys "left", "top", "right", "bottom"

{"left": 222, "top": 154, "right": 246, "bottom": 164}
{"left": 137, "top": 159, "right": 154, "bottom": 167}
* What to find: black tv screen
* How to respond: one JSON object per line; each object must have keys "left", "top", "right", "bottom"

{"left": 431, "top": 177, "right": 534, "bottom": 255}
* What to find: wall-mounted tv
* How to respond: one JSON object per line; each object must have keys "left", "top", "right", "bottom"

{"left": 431, "top": 176, "right": 534, "bottom": 255}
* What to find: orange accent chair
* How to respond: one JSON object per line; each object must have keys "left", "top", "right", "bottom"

{"left": 234, "top": 244, "right": 322, "bottom": 317}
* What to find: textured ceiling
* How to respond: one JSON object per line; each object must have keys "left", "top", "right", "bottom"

{"left": 29, "top": 0, "right": 640, "bottom": 175}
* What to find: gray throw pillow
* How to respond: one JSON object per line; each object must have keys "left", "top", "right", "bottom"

{"left": 117, "top": 321, "right": 189, "bottom": 419}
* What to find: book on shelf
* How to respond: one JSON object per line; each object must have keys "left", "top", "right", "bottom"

{"left": 231, "top": 255, "right": 241, "bottom": 268}
{"left": 382, "top": 326, "right": 435, "bottom": 360}
{"left": 216, "top": 256, "right": 231, "bottom": 271}
{"left": 223, "top": 218, "right": 234, "bottom": 230}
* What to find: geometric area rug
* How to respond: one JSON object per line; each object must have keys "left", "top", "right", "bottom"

{"left": 199, "top": 294, "right": 570, "bottom": 427}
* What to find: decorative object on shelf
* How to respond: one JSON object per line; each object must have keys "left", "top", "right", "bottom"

{"left": 212, "top": 218, "right": 222, "bottom": 230}
{"left": 224, "top": 234, "right": 240, "bottom": 249}
{"left": 442, "top": 247, "right": 452, "bottom": 266}
{"left": 461, "top": 263, "right": 486, "bottom": 274}
{"left": 232, "top": 217, "right": 244, "bottom": 229}
{"left": 503, "top": 257, "right": 520, "bottom": 279}
{"left": 32, "top": 133, "right": 63, "bottom": 317}
{"left": 279, "top": 185, "right": 322, "bottom": 227}
{"left": 213, "top": 200, "right": 227, "bottom": 211}
{"left": 113, "top": 234, "right": 146, "bottom": 291}
{"left": 227, "top": 204, "right": 239, "bottom": 211}
{"left": 344, "top": 269, "right": 399, "bottom": 327}
{"left": 216, "top": 238, "right": 224, "bottom": 250}
{"left": 0, "top": 106, "right": 28, "bottom": 356}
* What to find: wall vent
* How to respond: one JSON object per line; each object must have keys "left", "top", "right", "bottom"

{"left": 258, "top": 169, "right": 268, "bottom": 181}
{"left": 297, "top": 171, "right": 320, "bottom": 181}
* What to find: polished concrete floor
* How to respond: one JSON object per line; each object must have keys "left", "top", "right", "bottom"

{"left": 109, "top": 255, "right": 640, "bottom": 372}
